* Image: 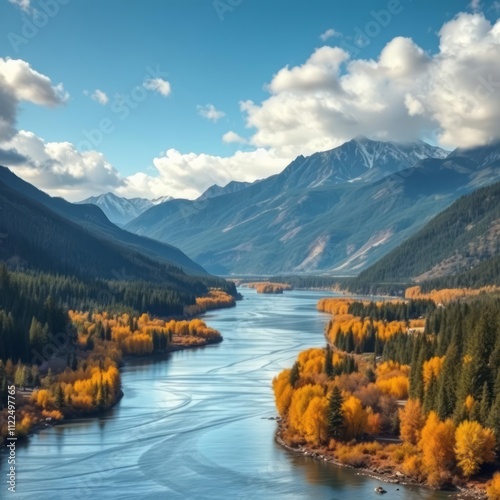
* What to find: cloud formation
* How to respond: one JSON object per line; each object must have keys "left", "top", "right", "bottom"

{"left": 241, "top": 12, "right": 500, "bottom": 155}
{"left": 2, "top": 131, "right": 123, "bottom": 200}
{"left": 118, "top": 148, "right": 283, "bottom": 200}
{"left": 143, "top": 78, "right": 171, "bottom": 97}
{"left": 197, "top": 104, "right": 225, "bottom": 122}
{"left": 0, "top": 57, "right": 67, "bottom": 141}
{"left": 91, "top": 89, "right": 109, "bottom": 105}
{"left": 320, "top": 28, "right": 340, "bottom": 41}
{"left": 222, "top": 131, "right": 247, "bottom": 144}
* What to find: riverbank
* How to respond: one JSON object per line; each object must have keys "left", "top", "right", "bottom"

{"left": 275, "top": 418, "right": 488, "bottom": 499}
{"left": 1, "top": 314, "right": 226, "bottom": 448}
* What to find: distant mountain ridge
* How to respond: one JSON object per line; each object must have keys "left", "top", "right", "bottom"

{"left": 124, "top": 137, "right": 476, "bottom": 275}
{"left": 198, "top": 180, "right": 252, "bottom": 201}
{"left": 78, "top": 192, "right": 173, "bottom": 226}
{"left": 275, "top": 137, "right": 449, "bottom": 190}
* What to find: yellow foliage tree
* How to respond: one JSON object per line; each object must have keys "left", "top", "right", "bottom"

{"left": 399, "top": 399, "right": 425, "bottom": 445}
{"left": 422, "top": 356, "right": 445, "bottom": 388}
{"left": 272, "top": 369, "right": 293, "bottom": 417}
{"left": 342, "top": 395, "right": 368, "bottom": 440}
{"left": 302, "top": 396, "right": 329, "bottom": 445}
{"left": 418, "top": 412, "right": 456, "bottom": 485}
{"left": 288, "top": 384, "right": 325, "bottom": 435}
{"left": 454, "top": 421, "right": 496, "bottom": 477}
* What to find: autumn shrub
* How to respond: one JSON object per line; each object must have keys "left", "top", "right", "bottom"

{"left": 402, "top": 454, "right": 423, "bottom": 478}
{"left": 336, "top": 444, "right": 369, "bottom": 467}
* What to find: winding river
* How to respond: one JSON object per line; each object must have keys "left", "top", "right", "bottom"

{"left": 1, "top": 289, "right": 452, "bottom": 499}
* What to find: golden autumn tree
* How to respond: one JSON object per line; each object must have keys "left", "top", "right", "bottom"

{"left": 302, "top": 396, "right": 329, "bottom": 445}
{"left": 418, "top": 412, "right": 456, "bottom": 485}
{"left": 454, "top": 421, "right": 496, "bottom": 477}
{"left": 272, "top": 369, "right": 293, "bottom": 417}
{"left": 399, "top": 399, "right": 425, "bottom": 445}
{"left": 342, "top": 395, "right": 368, "bottom": 440}
{"left": 422, "top": 356, "right": 445, "bottom": 389}
{"left": 288, "top": 384, "right": 325, "bottom": 435}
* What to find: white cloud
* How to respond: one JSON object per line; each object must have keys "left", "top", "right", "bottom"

{"left": 116, "top": 148, "right": 284, "bottom": 200}
{"left": 0, "top": 58, "right": 67, "bottom": 141}
{"left": 197, "top": 104, "right": 225, "bottom": 122}
{"left": 222, "top": 131, "right": 247, "bottom": 144}
{"left": 143, "top": 78, "right": 171, "bottom": 97}
{"left": 320, "top": 28, "right": 340, "bottom": 41}
{"left": 90, "top": 89, "right": 108, "bottom": 105}
{"left": 8, "top": 0, "right": 31, "bottom": 12}
{"left": 3, "top": 130, "right": 124, "bottom": 201}
{"left": 240, "top": 13, "right": 500, "bottom": 154}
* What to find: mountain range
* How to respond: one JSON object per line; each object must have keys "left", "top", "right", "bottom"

{"left": 124, "top": 137, "right": 500, "bottom": 276}
{"left": 78, "top": 181, "right": 254, "bottom": 226}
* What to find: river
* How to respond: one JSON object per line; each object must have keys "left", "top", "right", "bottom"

{"left": 0, "top": 289, "right": 452, "bottom": 499}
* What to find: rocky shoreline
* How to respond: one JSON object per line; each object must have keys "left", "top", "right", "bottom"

{"left": 274, "top": 420, "right": 487, "bottom": 499}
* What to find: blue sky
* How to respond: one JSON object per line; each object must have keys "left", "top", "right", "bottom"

{"left": 0, "top": 0, "right": 500, "bottom": 200}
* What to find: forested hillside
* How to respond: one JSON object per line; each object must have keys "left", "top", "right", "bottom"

{"left": 350, "top": 182, "right": 500, "bottom": 292}
{"left": 0, "top": 167, "right": 206, "bottom": 275}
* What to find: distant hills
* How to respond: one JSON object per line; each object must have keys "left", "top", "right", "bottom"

{"left": 0, "top": 166, "right": 206, "bottom": 277}
{"left": 124, "top": 137, "right": 500, "bottom": 276}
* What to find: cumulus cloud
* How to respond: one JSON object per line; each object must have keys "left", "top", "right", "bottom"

{"left": 117, "top": 148, "right": 283, "bottom": 200}
{"left": 143, "top": 78, "right": 171, "bottom": 97}
{"left": 222, "top": 131, "right": 247, "bottom": 144}
{"left": 3, "top": 131, "right": 123, "bottom": 201}
{"left": 0, "top": 58, "right": 67, "bottom": 141}
{"left": 197, "top": 104, "right": 225, "bottom": 122}
{"left": 240, "top": 13, "right": 500, "bottom": 154}
{"left": 90, "top": 89, "right": 109, "bottom": 105}
{"left": 320, "top": 28, "right": 340, "bottom": 41}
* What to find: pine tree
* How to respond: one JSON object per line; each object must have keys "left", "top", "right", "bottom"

{"left": 324, "top": 344, "right": 334, "bottom": 378}
{"left": 54, "top": 384, "right": 64, "bottom": 408}
{"left": 328, "top": 386, "right": 344, "bottom": 440}
{"left": 290, "top": 361, "right": 300, "bottom": 388}
{"left": 479, "top": 382, "right": 491, "bottom": 425}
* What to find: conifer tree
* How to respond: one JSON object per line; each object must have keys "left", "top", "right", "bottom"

{"left": 328, "top": 386, "right": 344, "bottom": 439}
{"left": 324, "top": 344, "right": 334, "bottom": 378}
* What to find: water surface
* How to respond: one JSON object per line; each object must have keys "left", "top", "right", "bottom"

{"left": 0, "top": 289, "right": 452, "bottom": 499}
